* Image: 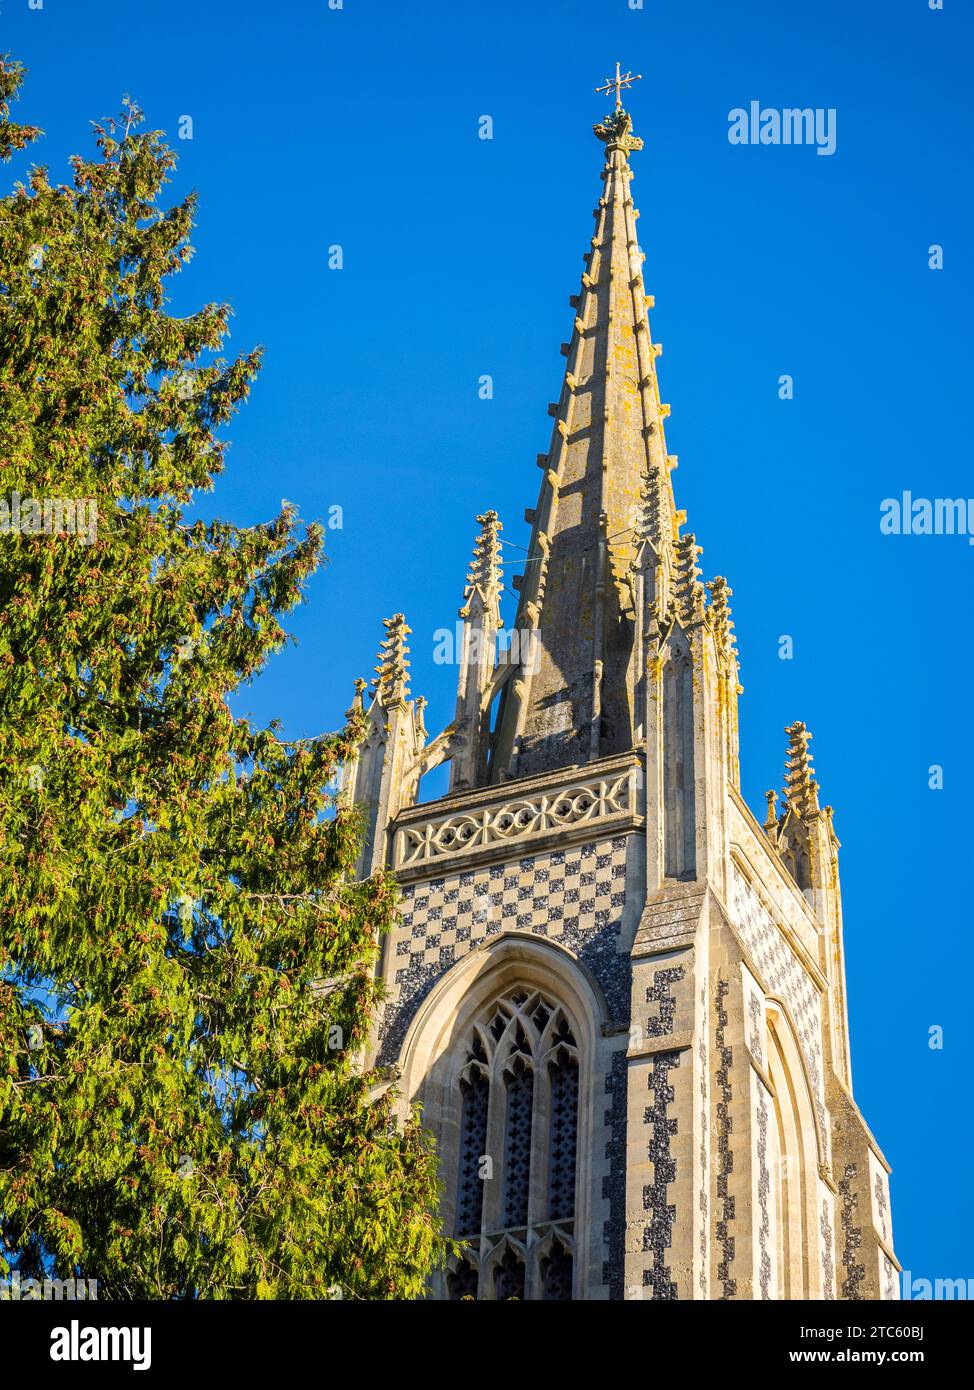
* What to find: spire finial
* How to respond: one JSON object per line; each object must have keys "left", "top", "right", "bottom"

{"left": 594, "top": 63, "right": 645, "bottom": 154}
{"left": 372, "top": 613, "right": 411, "bottom": 708}
{"left": 674, "top": 532, "right": 704, "bottom": 623}
{"left": 466, "top": 510, "right": 503, "bottom": 593}
{"left": 461, "top": 509, "right": 504, "bottom": 624}
{"left": 345, "top": 676, "right": 367, "bottom": 720}
{"left": 414, "top": 694, "right": 428, "bottom": 740}
{"left": 595, "top": 62, "right": 642, "bottom": 112}
{"left": 783, "top": 720, "right": 821, "bottom": 816}
{"left": 706, "top": 576, "right": 737, "bottom": 660}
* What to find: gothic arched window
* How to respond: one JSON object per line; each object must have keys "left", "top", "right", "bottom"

{"left": 455, "top": 1029, "right": 490, "bottom": 1238}
{"left": 494, "top": 1246, "right": 526, "bottom": 1301}
{"left": 502, "top": 1049, "right": 533, "bottom": 1227}
{"left": 447, "top": 1256, "right": 479, "bottom": 1300}
{"left": 540, "top": 1237, "right": 574, "bottom": 1301}
{"left": 447, "top": 987, "right": 580, "bottom": 1300}
{"left": 547, "top": 1027, "right": 579, "bottom": 1222}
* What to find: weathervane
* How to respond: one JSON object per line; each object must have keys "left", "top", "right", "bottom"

{"left": 596, "top": 62, "right": 642, "bottom": 112}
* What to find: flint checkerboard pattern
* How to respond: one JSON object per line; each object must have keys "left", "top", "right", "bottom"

{"left": 729, "top": 863, "right": 828, "bottom": 1147}
{"left": 378, "top": 836, "right": 631, "bottom": 1065}
{"left": 399, "top": 837, "right": 627, "bottom": 962}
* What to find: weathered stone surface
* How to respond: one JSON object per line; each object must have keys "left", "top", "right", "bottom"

{"left": 341, "top": 95, "right": 896, "bottom": 1301}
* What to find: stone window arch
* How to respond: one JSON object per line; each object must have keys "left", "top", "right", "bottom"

{"left": 547, "top": 1016, "right": 580, "bottom": 1221}
{"left": 448, "top": 986, "right": 581, "bottom": 1299}
{"left": 395, "top": 933, "right": 610, "bottom": 1300}
{"left": 455, "top": 1035, "right": 490, "bottom": 1239}
{"left": 539, "top": 1233, "right": 575, "bottom": 1300}
{"left": 765, "top": 1004, "right": 827, "bottom": 1298}
{"left": 446, "top": 1254, "right": 480, "bottom": 1300}
{"left": 492, "top": 1240, "right": 527, "bottom": 1301}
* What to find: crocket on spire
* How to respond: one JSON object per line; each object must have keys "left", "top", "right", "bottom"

{"left": 492, "top": 70, "right": 684, "bottom": 780}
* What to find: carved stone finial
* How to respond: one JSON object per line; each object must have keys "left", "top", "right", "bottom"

{"left": 706, "top": 576, "right": 737, "bottom": 661}
{"left": 372, "top": 613, "right": 411, "bottom": 707}
{"left": 460, "top": 510, "right": 504, "bottom": 631}
{"left": 783, "top": 720, "right": 821, "bottom": 816}
{"left": 345, "top": 675, "right": 367, "bottom": 720}
{"left": 673, "top": 532, "right": 704, "bottom": 623}
{"left": 763, "top": 788, "right": 779, "bottom": 832}
{"left": 414, "top": 695, "right": 428, "bottom": 741}
{"left": 465, "top": 510, "right": 503, "bottom": 595}
{"left": 634, "top": 465, "right": 668, "bottom": 569}
{"left": 593, "top": 107, "right": 644, "bottom": 155}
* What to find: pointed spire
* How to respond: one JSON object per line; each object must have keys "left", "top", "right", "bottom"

{"left": 706, "top": 576, "right": 737, "bottom": 662}
{"left": 345, "top": 676, "right": 367, "bottom": 720}
{"left": 783, "top": 721, "right": 821, "bottom": 816}
{"left": 493, "top": 79, "right": 683, "bottom": 779}
{"left": 462, "top": 510, "right": 503, "bottom": 621}
{"left": 372, "top": 614, "right": 411, "bottom": 708}
{"left": 413, "top": 694, "right": 428, "bottom": 743}
{"left": 673, "top": 533, "right": 705, "bottom": 624}
{"left": 450, "top": 513, "right": 505, "bottom": 791}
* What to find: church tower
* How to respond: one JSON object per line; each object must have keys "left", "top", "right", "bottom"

{"left": 341, "top": 73, "right": 898, "bottom": 1301}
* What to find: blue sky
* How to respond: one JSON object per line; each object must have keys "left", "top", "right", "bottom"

{"left": 3, "top": 0, "right": 970, "bottom": 1290}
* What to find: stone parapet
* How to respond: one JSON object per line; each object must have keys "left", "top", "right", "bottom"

{"left": 390, "top": 751, "right": 643, "bottom": 879}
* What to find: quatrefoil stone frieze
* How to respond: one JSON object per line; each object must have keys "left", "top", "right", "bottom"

{"left": 394, "top": 771, "right": 635, "bottom": 869}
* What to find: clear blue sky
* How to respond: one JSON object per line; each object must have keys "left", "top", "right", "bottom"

{"left": 3, "top": 0, "right": 970, "bottom": 1291}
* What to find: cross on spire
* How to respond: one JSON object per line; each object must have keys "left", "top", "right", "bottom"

{"left": 596, "top": 62, "right": 642, "bottom": 111}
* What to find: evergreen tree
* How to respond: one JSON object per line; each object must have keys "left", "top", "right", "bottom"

{"left": 0, "top": 57, "right": 447, "bottom": 1299}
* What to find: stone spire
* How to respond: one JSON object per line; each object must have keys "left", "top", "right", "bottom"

{"left": 673, "top": 533, "right": 706, "bottom": 625}
{"left": 345, "top": 675, "right": 368, "bottom": 720}
{"left": 342, "top": 77, "right": 889, "bottom": 1302}
{"left": 782, "top": 720, "right": 820, "bottom": 816}
{"left": 450, "top": 512, "right": 506, "bottom": 791}
{"left": 462, "top": 510, "right": 503, "bottom": 623}
{"left": 343, "top": 614, "right": 425, "bottom": 877}
{"left": 372, "top": 613, "right": 411, "bottom": 708}
{"left": 707, "top": 575, "right": 742, "bottom": 789}
{"left": 493, "top": 92, "right": 681, "bottom": 781}
{"left": 706, "top": 576, "right": 736, "bottom": 663}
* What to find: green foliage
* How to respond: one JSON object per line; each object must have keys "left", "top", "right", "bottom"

{"left": 0, "top": 58, "right": 449, "bottom": 1299}
{"left": 0, "top": 57, "right": 41, "bottom": 163}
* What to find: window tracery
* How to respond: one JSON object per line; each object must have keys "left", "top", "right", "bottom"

{"left": 540, "top": 1237, "right": 574, "bottom": 1301}
{"left": 502, "top": 1051, "right": 534, "bottom": 1227}
{"left": 448, "top": 986, "right": 581, "bottom": 1299}
{"left": 456, "top": 1062, "right": 489, "bottom": 1238}
{"left": 446, "top": 1256, "right": 479, "bottom": 1300}
{"left": 494, "top": 1246, "right": 526, "bottom": 1301}
{"left": 547, "top": 1039, "right": 579, "bottom": 1222}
